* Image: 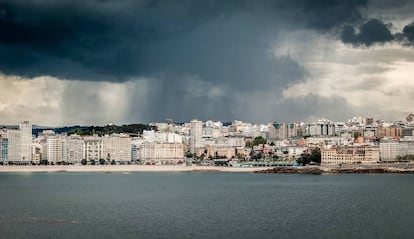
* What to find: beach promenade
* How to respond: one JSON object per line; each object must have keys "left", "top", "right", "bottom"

{"left": 0, "top": 165, "right": 273, "bottom": 173}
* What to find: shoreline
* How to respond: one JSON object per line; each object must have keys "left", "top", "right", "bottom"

{"left": 2, "top": 164, "right": 414, "bottom": 174}
{"left": 0, "top": 165, "right": 274, "bottom": 173}
{"left": 256, "top": 165, "right": 414, "bottom": 174}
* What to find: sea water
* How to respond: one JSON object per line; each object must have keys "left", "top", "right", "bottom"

{"left": 0, "top": 172, "right": 413, "bottom": 239}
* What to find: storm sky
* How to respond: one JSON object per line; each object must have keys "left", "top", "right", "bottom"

{"left": 1, "top": 0, "right": 414, "bottom": 126}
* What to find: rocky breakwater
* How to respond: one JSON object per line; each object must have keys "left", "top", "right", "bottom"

{"left": 255, "top": 166, "right": 414, "bottom": 174}
{"left": 329, "top": 167, "right": 414, "bottom": 174}
{"left": 255, "top": 167, "right": 324, "bottom": 174}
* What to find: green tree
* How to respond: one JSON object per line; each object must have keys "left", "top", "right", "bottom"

{"left": 111, "top": 160, "right": 116, "bottom": 165}
{"left": 297, "top": 152, "right": 311, "bottom": 165}
{"left": 185, "top": 151, "right": 194, "bottom": 158}
{"left": 253, "top": 136, "right": 266, "bottom": 146}
{"left": 90, "top": 159, "right": 96, "bottom": 165}
{"left": 99, "top": 158, "right": 106, "bottom": 165}
{"left": 309, "top": 147, "right": 321, "bottom": 164}
{"left": 297, "top": 148, "right": 321, "bottom": 165}
{"left": 81, "top": 159, "right": 87, "bottom": 165}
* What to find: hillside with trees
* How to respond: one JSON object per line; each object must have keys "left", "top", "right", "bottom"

{"left": 66, "top": 124, "right": 156, "bottom": 136}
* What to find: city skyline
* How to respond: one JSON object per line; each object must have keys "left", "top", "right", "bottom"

{"left": 1, "top": 1, "right": 414, "bottom": 126}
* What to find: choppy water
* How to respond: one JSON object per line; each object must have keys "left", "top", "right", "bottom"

{"left": 0, "top": 172, "right": 413, "bottom": 239}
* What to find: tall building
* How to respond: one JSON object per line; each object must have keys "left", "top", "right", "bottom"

{"left": 46, "top": 137, "right": 65, "bottom": 164}
{"left": 66, "top": 135, "right": 84, "bottom": 164}
{"left": 102, "top": 134, "right": 132, "bottom": 163}
{"left": 379, "top": 140, "right": 399, "bottom": 161}
{"left": 7, "top": 129, "right": 22, "bottom": 163}
{"left": 19, "top": 121, "right": 32, "bottom": 162}
{"left": 307, "top": 119, "right": 335, "bottom": 136}
{"left": 190, "top": 119, "right": 203, "bottom": 153}
{"left": 0, "top": 135, "right": 8, "bottom": 164}
{"left": 271, "top": 123, "right": 298, "bottom": 139}
{"left": 83, "top": 136, "right": 103, "bottom": 162}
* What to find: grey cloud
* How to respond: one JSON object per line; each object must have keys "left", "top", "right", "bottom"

{"left": 297, "top": 0, "right": 367, "bottom": 31}
{"left": 0, "top": 0, "right": 368, "bottom": 81}
{"left": 4, "top": 0, "right": 409, "bottom": 124}
{"left": 341, "top": 19, "right": 394, "bottom": 46}
{"left": 340, "top": 17, "right": 414, "bottom": 47}
{"left": 401, "top": 22, "right": 414, "bottom": 44}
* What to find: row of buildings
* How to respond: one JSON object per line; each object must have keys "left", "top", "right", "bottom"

{"left": 1, "top": 117, "right": 414, "bottom": 165}
{"left": 0, "top": 122, "right": 185, "bottom": 165}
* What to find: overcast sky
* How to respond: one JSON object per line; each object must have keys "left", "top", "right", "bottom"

{"left": 1, "top": 0, "right": 414, "bottom": 126}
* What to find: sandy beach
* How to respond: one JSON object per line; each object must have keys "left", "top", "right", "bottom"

{"left": 0, "top": 165, "right": 273, "bottom": 173}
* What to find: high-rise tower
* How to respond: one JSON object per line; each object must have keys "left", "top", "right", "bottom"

{"left": 190, "top": 119, "right": 203, "bottom": 153}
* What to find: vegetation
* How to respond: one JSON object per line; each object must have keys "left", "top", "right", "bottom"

{"left": 99, "top": 158, "right": 106, "bottom": 165}
{"left": 246, "top": 136, "right": 267, "bottom": 147}
{"left": 353, "top": 132, "right": 361, "bottom": 139}
{"left": 396, "top": 155, "right": 414, "bottom": 161}
{"left": 67, "top": 124, "right": 156, "bottom": 136}
{"left": 253, "top": 136, "right": 266, "bottom": 146}
{"left": 297, "top": 148, "right": 321, "bottom": 165}
{"left": 81, "top": 159, "right": 87, "bottom": 165}
{"left": 185, "top": 151, "right": 194, "bottom": 158}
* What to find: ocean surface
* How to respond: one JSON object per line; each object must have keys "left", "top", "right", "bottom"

{"left": 0, "top": 172, "right": 413, "bottom": 239}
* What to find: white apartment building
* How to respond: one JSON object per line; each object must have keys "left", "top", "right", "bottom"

{"left": 379, "top": 140, "right": 400, "bottom": 161}
{"left": 46, "top": 137, "right": 65, "bottom": 164}
{"left": 2, "top": 121, "right": 32, "bottom": 164}
{"left": 379, "top": 138, "right": 414, "bottom": 161}
{"left": 6, "top": 129, "right": 22, "bottom": 163}
{"left": 66, "top": 135, "right": 84, "bottom": 164}
{"left": 143, "top": 130, "right": 182, "bottom": 143}
{"left": 398, "top": 139, "right": 414, "bottom": 156}
{"left": 31, "top": 142, "right": 42, "bottom": 164}
{"left": 19, "top": 121, "right": 32, "bottom": 163}
{"left": 228, "top": 137, "right": 245, "bottom": 147}
{"left": 307, "top": 118, "right": 336, "bottom": 136}
{"left": 287, "top": 146, "right": 307, "bottom": 158}
{"left": 139, "top": 143, "right": 184, "bottom": 164}
{"left": 83, "top": 136, "right": 103, "bottom": 162}
{"left": 269, "top": 123, "right": 298, "bottom": 140}
{"left": 190, "top": 119, "right": 203, "bottom": 152}
{"left": 102, "top": 134, "right": 131, "bottom": 162}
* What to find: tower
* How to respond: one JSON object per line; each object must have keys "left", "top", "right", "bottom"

{"left": 190, "top": 119, "right": 203, "bottom": 153}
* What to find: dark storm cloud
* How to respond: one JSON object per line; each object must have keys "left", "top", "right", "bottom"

{"left": 340, "top": 17, "right": 414, "bottom": 47}
{"left": 341, "top": 19, "right": 394, "bottom": 46}
{"left": 0, "top": 0, "right": 369, "bottom": 81}
{"left": 0, "top": 0, "right": 393, "bottom": 123}
{"left": 401, "top": 22, "right": 414, "bottom": 44}
{"left": 297, "top": 0, "right": 367, "bottom": 31}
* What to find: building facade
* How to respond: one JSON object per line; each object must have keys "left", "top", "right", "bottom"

{"left": 139, "top": 143, "right": 184, "bottom": 164}
{"left": 83, "top": 137, "right": 103, "bottom": 162}
{"left": 190, "top": 119, "right": 203, "bottom": 153}
{"left": 321, "top": 145, "right": 379, "bottom": 165}
{"left": 102, "top": 134, "right": 132, "bottom": 163}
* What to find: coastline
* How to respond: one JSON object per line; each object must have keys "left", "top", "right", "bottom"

{"left": 0, "top": 165, "right": 274, "bottom": 173}
{"left": 256, "top": 164, "right": 414, "bottom": 174}
{"left": 2, "top": 164, "right": 414, "bottom": 174}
